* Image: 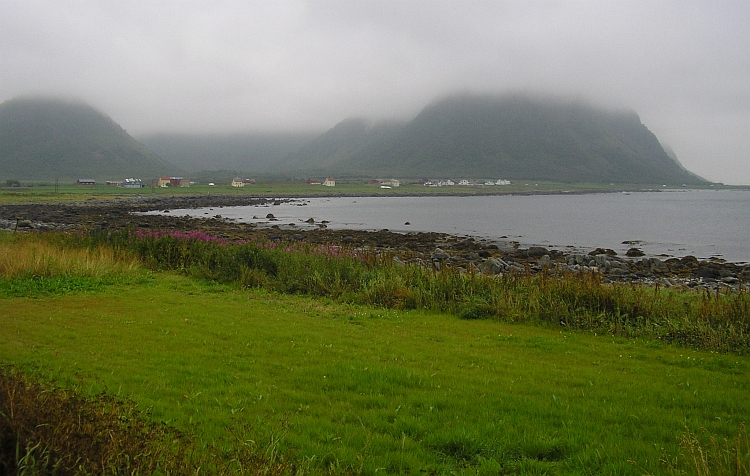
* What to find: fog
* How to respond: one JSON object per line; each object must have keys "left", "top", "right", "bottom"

{"left": 2, "top": 1, "right": 748, "bottom": 184}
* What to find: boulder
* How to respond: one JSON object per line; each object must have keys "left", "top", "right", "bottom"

{"left": 696, "top": 266, "right": 721, "bottom": 279}
{"left": 589, "top": 247, "right": 618, "bottom": 256}
{"left": 480, "top": 257, "right": 508, "bottom": 274}
{"left": 537, "top": 255, "right": 551, "bottom": 267}
{"left": 431, "top": 248, "right": 450, "bottom": 261}
{"left": 527, "top": 246, "right": 549, "bottom": 258}
{"left": 643, "top": 257, "right": 666, "bottom": 270}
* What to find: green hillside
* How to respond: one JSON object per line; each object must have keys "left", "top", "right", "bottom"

{"left": 289, "top": 94, "right": 707, "bottom": 184}
{"left": 139, "top": 131, "right": 317, "bottom": 173}
{"left": 0, "top": 97, "right": 180, "bottom": 181}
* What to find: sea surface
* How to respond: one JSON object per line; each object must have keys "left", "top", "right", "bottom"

{"left": 150, "top": 190, "right": 750, "bottom": 263}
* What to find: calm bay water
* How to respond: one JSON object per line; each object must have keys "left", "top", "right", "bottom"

{"left": 156, "top": 190, "right": 750, "bottom": 262}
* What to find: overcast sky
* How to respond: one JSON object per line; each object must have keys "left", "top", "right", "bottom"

{"left": 2, "top": 1, "right": 748, "bottom": 184}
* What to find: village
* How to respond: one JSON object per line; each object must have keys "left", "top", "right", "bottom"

{"left": 76, "top": 176, "right": 513, "bottom": 188}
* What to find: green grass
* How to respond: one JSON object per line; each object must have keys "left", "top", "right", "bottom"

{"left": 1, "top": 273, "right": 748, "bottom": 474}
{"left": 88, "top": 228, "right": 750, "bottom": 355}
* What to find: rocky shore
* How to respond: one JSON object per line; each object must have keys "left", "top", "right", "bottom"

{"left": 2, "top": 195, "right": 747, "bottom": 292}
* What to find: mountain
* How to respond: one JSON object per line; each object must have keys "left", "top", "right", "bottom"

{"left": 139, "top": 131, "right": 318, "bottom": 173}
{"left": 288, "top": 94, "right": 707, "bottom": 184}
{"left": 0, "top": 97, "right": 179, "bottom": 181}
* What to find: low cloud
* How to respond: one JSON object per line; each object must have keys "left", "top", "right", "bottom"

{"left": 1, "top": 1, "right": 748, "bottom": 183}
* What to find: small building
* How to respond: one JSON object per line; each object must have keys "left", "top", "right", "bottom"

{"left": 105, "top": 180, "right": 123, "bottom": 187}
{"left": 307, "top": 178, "right": 322, "bottom": 185}
{"left": 232, "top": 178, "right": 256, "bottom": 187}
{"left": 323, "top": 177, "right": 336, "bottom": 187}
{"left": 458, "top": 179, "right": 471, "bottom": 186}
{"left": 77, "top": 179, "right": 96, "bottom": 186}
{"left": 122, "top": 178, "right": 144, "bottom": 188}
{"left": 381, "top": 179, "right": 400, "bottom": 187}
{"left": 158, "top": 177, "right": 189, "bottom": 187}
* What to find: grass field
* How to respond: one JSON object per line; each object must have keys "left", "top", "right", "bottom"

{"left": 2, "top": 277, "right": 748, "bottom": 474}
{"left": 0, "top": 274, "right": 750, "bottom": 474}
{"left": 1, "top": 229, "right": 749, "bottom": 474}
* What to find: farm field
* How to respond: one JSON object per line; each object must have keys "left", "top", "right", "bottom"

{"left": 2, "top": 270, "right": 749, "bottom": 474}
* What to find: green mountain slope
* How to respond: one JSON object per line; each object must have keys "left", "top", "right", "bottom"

{"left": 0, "top": 97, "right": 179, "bottom": 181}
{"left": 139, "top": 131, "right": 318, "bottom": 173}
{"left": 290, "top": 94, "right": 707, "bottom": 184}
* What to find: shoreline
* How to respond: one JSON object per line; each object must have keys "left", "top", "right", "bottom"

{"left": 1, "top": 195, "right": 748, "bottom": 292}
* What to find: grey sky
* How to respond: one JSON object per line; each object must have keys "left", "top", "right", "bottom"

{"left": 2, "top": 1, "right": 748, "bottom": 184}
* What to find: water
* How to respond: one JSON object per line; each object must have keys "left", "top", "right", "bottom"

{"left": 150, "top": 190, "right": 750, "bottom": 263}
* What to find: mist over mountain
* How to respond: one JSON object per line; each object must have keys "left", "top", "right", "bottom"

{"left": 140, "top": 131, "right": 318, "bottom": 173}
{"left": 288, "top": 94, "right": 706, "bottom": 184}
{"left": 0, "top": 97, "right": 180, "bottom": 181}
{"left": 1, "top": 94, "right": 706, "bottom": 185}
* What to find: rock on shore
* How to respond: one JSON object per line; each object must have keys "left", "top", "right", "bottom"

{"left": 1, "top": 196, "right": 747, "bottom": 292}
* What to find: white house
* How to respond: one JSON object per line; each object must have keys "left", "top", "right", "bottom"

{"left": 323, "top": 177, "right": 336, "bottom": 187}
{"left": 122, "top": 178, "right": 143, "bottom": 188}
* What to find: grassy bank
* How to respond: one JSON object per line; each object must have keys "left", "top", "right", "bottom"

{"left": 85, "top": 228, "right": 750, "bottom": 355}
{"left": 1, "top": 231, "right": 749, "bottom": 474}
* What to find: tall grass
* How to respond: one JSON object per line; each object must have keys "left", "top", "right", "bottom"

{"left": 0, "top": 232, "right": 140, "bottom": 279}
{"left": 84, "top": 228, "right": 750, "bottom": 354}
{"left": 656, "top": 423, "right": 750, "bottom": 476}
{"left": 0, "top": 231, "right": 144, "bottom": 296}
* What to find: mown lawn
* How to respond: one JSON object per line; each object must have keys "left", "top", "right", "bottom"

{"left": 1, "top": 273, "right": 747, "bottom": 474}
